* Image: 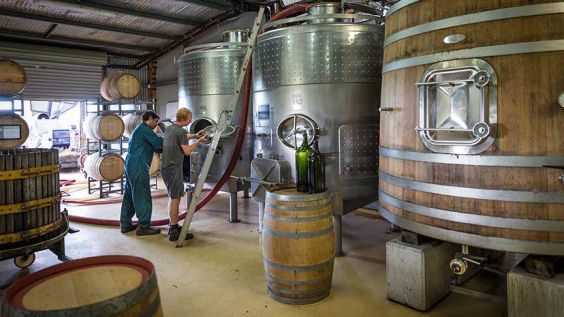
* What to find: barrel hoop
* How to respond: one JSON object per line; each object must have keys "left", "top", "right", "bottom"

{"left": 382, "top": 39, "right": 564, "bottom": 73}
{"left": 266, "top": 273, "right": 331, "bottom": 286}
{"left": 267, "top": 285, "right": 328, "bottom": 296}
{"left": 129, "top": 288, "right": 161, "bottom": 317}
{"left": 4, "top": 269, "right": 158, "bottom": 317}
{"left": 379, "top": 147, "right": 564, "bottom": 167}
{"left": 267, "top": 289, "right": 330, "bottom": 305}
{"left": 386, "top": 0, "right": 419, "bottom": 17}
{"left": 0, "top": 164, "right": 59, "bottom": 181}
{"left": 379, "top": 171, "right": 564, "bottom": 203}
{"left": 265, "top": 202, "right": 331, "bottom": 211}
{"left": 267, "top": 190, "right": 330, "bottom": 202}
{"left": 0, "top": 194, "right": 61, "bottom": 215}
{"left": 0, "top": 218, "right": 63, "bottom": 244}
{"left": 384, "top": 3, "right": 564, "bottom": 47}
{"left": 264, "top": 212, "right": 332, "bottom": 223}
{"left": 380, "top": 191, "right": 564, "bottom": 232}
{"left": 378, "top": 206, "right": 564, "bottom": 256}
{"left": 263, "top": 257, "right": 334, "bottom": 272}
{"left": 262, "top": 225, "right": 333, "bottom": 239}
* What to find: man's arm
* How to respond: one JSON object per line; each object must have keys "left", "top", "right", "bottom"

{"left": 145, "top": 127, "right": 164, "bottom": 153}
{"left": 180, "top": 136, "right": 207, "bottom": 155}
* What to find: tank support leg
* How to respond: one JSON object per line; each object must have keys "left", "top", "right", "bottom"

{"left": 229, "top": 192, "right": 240, "bottom": 223}
{"left": 334, "top": 215, "right": 345, "bottom": 257}
{"left": 243, "top": 189, "right": 250, "bottom": 198}
{"left": 258, "top": 202, "right": 265, "bottom": 233}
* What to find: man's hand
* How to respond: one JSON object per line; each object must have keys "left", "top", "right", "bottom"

{"left": 195, "top": 130, "right": 206, "bottom": 139}
{"left": 197, "top": 135, "right": 210, "bottom": 143}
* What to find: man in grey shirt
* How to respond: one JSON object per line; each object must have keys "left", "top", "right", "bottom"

{"left": 162, "top": 107, "right": 208, "bottom": 241}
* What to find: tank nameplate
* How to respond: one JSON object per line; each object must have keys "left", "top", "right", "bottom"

{"left": 338, "top": 125, "right": 379, "bottom": 178}
{"left": 254, "top": 29, "right": 384, "bottom": 91}
{"left": 179, "top": 55, "right": 242, "bottom": 95}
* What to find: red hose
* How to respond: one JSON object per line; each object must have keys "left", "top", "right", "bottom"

{"left": 68, "top": 59, "right": 254, "bottom": 227}
{"left": 269, "top": 4, "right": 310, "bottom": 22}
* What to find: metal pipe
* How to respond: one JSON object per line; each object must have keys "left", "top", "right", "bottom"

{"left": 334, "top": 215, "right": 344, "bottom": 257}
{"left": 229, "top": 192, "right": 240, "bottom": 223}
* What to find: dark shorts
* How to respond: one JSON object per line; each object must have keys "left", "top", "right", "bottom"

{"left": 162, "top": 167, "right": 185, "bottom": 199}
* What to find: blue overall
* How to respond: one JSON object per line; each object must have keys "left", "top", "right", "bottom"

{"left": 120, "top": 122, "right": 163, "bottom": 230}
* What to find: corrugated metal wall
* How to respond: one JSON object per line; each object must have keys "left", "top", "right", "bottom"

{"left": 15, "top": 59, "right": 102, "bottom": 101}
{"left": 0, "top": 41, "right": 107, "bottom": 101}
{"left": 105, "top": 56, "right": 150, "bottom": 103}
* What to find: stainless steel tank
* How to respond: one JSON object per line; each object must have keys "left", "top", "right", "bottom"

{"left": 178, "top": 30, "right": 253, "bottom": 195}
{"left": 252, "top": 3, "right": 385, "bottom": 213}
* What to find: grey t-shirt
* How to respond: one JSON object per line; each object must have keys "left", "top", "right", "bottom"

{"left": 162, "top": 123, "right": 189, "bottom": 170}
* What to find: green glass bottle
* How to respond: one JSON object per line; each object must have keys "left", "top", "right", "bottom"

{"left": 295, "top": 131, "right": 312, "bottom": 193}
{"left": 308, "top": 140, "right": 326, "bottom": 193}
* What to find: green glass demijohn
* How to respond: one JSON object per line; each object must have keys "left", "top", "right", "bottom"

{"left": 308, "top": 140, "right": 326, "bottom": 193}
{"left": 295, "top": 131, "right": 312, "bottom": 193}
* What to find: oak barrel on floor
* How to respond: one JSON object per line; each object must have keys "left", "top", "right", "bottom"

{"left": 0, "top": 113, "right": 29, "bottom": 150}
{"left": 0, "top": 59, "right": 26, "bottom": 96}
{"left": 0, "top": 149, "right": 64, "bottom": 251}
{"left": 379, "top": 0, "right": 564, "bottom": 255}
{"left": 1, "top": 255, "right": 163, "bottom": 317}
{"left": 262, "top": 186, "right": 335, "bottom": 304}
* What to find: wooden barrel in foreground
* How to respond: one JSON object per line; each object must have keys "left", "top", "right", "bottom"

{"left": 0, "top": 149, "right": 64, "bottom": 251}
{"left": 379, "top": 0, "right": 564, "bottom": 255}
{"left": 101, "top": 73, "right": 141, "bottom": 101}
{"left": 262, "top": 187, "right": 335, "bottom": 304}
{"left": 84, "top": 113, "right": 125, "bottom": 142}
{"left": 1, "top": 255, "right": 163, "bottom": 317}
{"left": 0, "top": 59, "right": 26, "bottom": 96}
{"left": 0, "top": 113, "right": 29, "bottom": 150}
{"left": 84, "top": 152, "right": 124, "bottom": 182}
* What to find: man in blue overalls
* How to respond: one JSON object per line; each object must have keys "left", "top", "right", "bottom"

{"left": 120, "top": 111, "right": 164, "bottom": 235}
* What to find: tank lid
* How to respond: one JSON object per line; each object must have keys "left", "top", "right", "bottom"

{"left": 222, "top": 29, "right": 248, "bottom": 43}
{"left": 307, "top": 2, "right": 341, "bottom": 16}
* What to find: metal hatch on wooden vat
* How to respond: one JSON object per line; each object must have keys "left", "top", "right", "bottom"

{"left": 416, "top": 59, "right": 497, "bottom": 155}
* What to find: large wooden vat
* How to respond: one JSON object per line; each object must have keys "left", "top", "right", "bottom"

{"left": 0, "top": 59, "right": 26, "bottom": 96}
{"left": 84, "top": 152, "right": 124, "bottom": 182}
{"left": 379, "top": 0, "right": 564, "bottom": 255}
{"left": 122, "top": 112, "right": 143, "bottom": 138}
{"left": 0, "top": 149, "right": 64, "bottom": 251}
{"left": 100, "top": 73, "right": 141, "bottom": 101}
{"left": 262, "top": 187, "right": 335, "bottom": 304}
{"left": 1, "top": 255, "right": 163, "bottom": 317}
{"left": 0, "top": 113, "right": 29, "bottom": 150}
{"left": 84, "top": 113, "right": 125, "bottom": 142}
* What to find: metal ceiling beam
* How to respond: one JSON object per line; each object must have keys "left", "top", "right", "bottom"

{"left": 175, "top": 0, "right": 233, "bottom": 10}
{"left": 38, "top": 0, "right": 204, "bottom": 26}
{"left": 0, "top": 28, "right": 159, "bottom": 52}
{"left": 0, "top": 8, "right": 178, "bottom": 40}
{"left": 135, "top": 9, "right": 241, "bottom": 68}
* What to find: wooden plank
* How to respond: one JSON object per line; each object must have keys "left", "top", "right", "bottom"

{"left": 354, "top": 207, "right": 386, "bottom": 221}
{"left": 6, "top": 151, "right": 14, "bottom": 234}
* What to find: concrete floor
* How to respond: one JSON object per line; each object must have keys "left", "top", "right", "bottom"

{"left": 0, "top": 185, "right": 507, "bottom": 316}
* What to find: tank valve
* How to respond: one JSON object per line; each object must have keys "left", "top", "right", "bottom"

{"left": 449, "top": 258, "right": 468, "bottom": 275}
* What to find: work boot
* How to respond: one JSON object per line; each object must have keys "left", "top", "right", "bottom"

{"left": 168, "top": 224, "right": 194, "bottom": 241}
{"left": 120, "top": 224, "right": 138, "bottom": 234}
{"left": 136, "top": 227, "right": 161, "bottom": 236}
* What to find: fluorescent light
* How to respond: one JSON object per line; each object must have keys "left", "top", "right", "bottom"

{"left": 35, "top": 0, "right": 119, "bottom": 18}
